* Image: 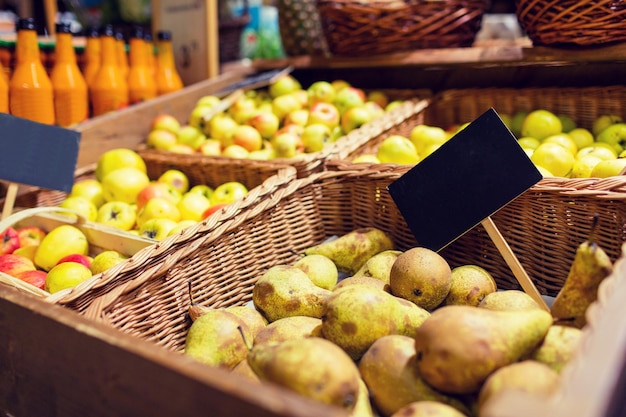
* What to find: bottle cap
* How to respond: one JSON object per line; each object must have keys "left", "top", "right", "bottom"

{"left": 16, "top": 18, "right": 36, "bottom": 31}
{"left": 56, "top": 22, "right": 72, "bottom": 34}
{"left": 115, "top": 30, "right": 125, "bottom": 41}
{"left": 157, "top": 31, "right": 172, "bottom": 41}
{"left": 86, "top": 26, "right": 100, "bottom": 38}
{"left": 144, "top": 31, "right": 153, "bottom": 42}
{"left": 131, "top": 26, "right": 144, "bottom": 39}
{"left": 100, "top": 24, "right": 115, "bottom": 37}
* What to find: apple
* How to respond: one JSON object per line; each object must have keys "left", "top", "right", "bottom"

{"left": 158, "top": 169, "right": 190, "bottom": 194}
{"left": 366, "top": 90, "right": 389, "bottom": 109}
{"left": 308, "top": 102, "right": 340, "bottom": 130}
{"left": 146, "top": 129, "right": 177, "bottom": 151}
{"left": 531, "top": 142, "right": 576, "bottom": 177}
{"left": 518, "top": 137, "right": 541, "bottom": 150}
{"left": 96, "top": 201, "right": 137, "bottom": 231}
{"left": 177, "top": 192, "right": 212, "bottom": 222}
{"left": 70, "top": 178, "right": 105, "bottom": 208}
{"left": 136, "top": 197, "right": 181, "bottom": 229}
{"left": 45, "top": 261, "right": 93, "bottom": 294}
{"left": 13, "top": 245, "right": 38, "bottom": 262}
{"left": 210, "top": 182, "right": 248, "bottom": 205}
{"left": 14, "top": 269, "right": 47, "bottom": 290}
{"left": 596, "top": 123, "right": 626, "bottom": 154}
{"left": 150, "top": 113, "right": 180, "bottom": 134}
{"left": 59, "top": 196, "right": 98, "bottom": 222}
{"left": 202, "top": 203, "right": 229, "bottom": 220}
{"left": 231, "top": 124, "right": 263, "bottom": 152}
{"left": 334, "top": 87, "right": 366, "bottom": 115}
{"left": 56, "top": 253, "right": 93, "bottom": 269}
{"left": 34, "top": 225, "right": 89, "bottom": 272}
{"left": 352, "top": 154, "right": 380, "bottom": 164}
{"left": 136, "top": 182, "right": 182, "bottom": 211}
{"left": 409, "top": 124, "right": 449, "bottom": 155}
{"left": 248, "top": 148, "right": 275, "bottom": 160}
{"left": 272, "top": 93, "right": 302, "bottom": 121}
{"left": 558, "top": 114, "right": 577, "bottom": 132}
{"left": 0, "top": 253, "right": 36, "bottom": 276}
{"left": 167, "top": 220, "right": 198, "bottom": 237}
{"left": 138, "top": 218, "right": 179, "bottom": 241}
{"left": 590, "top": 158, "right": 626, "bottom": 178}
{"left": 222, "top": 144, "right": 250, "bottom": 159}
{"left": 208, "top": 113, "right": 238, "bottom": 145}
{"left": 95, "top": 148, "right": 147, "bottom": 182}
{"left": 199, "top": 139, "right": 222, "bottom": 156}
{"left": 90, "top": 250, "right": 128, "bottom": 275}
{"left": 187, "top": 184, "right": 214, "bottom": 200}
{"left": 592, "top": 114, "right": 623, "bottom": 136}
{"left": 284, "top": 108, "right": 309, "bottom": 127}
{"left": 571, "top": 155, "right": 603, "bottom": 178}
{"left": 196, "top": 95, "right": 222, "bottom": 109}
{"left": 340, "top": 105, "right": 373, "bottom": 134}
{"left": 568, "top": 128, "right": 595, "bottom": 150}
{"left": 0, "top": 227, "right": 21, "bottom": 255}
{"left": 101, "top": 167, "right": 151, "bottom": 204}
{"left": 228, "top": 95, "right": 258, "bottom": 124}
{"left": 376, "top": 135, "right": 419, "bottom": 165}
{"left": 384, "top": 100, "right": 404, "bottom": 113}
{"left": 301, "top": 123, "right": 332, "bottom": 153}
{"left": 177, "top": 125, "right": 207, "bottom": 150}
{"left": 269, "top": 74, "right": 302, "bottom": 98}
{"left": 248, "top": 111, "right": 280, "bottom": 139}
{"left": 521, "top": 109, "right": 562, "bottom": 141}
{"left": 576, "top": 144, "right": 618, "bottom": 161}
{"left": 331, "top": 79, "right": 350, "bottom": 93}
{"left": 271, "top": 132, "right": 301, "bottom": 158}
{"left": 307, "top": 81, "right": 336, "bottom": 106}
{"left": 364, "top": 101, "right": 385, "bottom": 120}
{"left": 542, "top": 133, "right": 578, "bottom": 156}
{"left": 168, "top": 144, "right": 196, "bottom": 154}
{"left": 188, "top": 105, "right": 213, "bottom": 131}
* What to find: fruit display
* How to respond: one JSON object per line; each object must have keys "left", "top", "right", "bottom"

{"left": 180, "top": 226, "right": 604, "bottom": 417}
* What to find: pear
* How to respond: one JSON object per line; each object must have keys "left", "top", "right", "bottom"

{"left": 414, "top": 305, "right": 553, "bottom": 395}
{"left": 551, "top": 221, "right": 613, "bottom": 328}
{"left": 334, "top": 275, "right": 391, "bottom": 292}
{"left": 252, "top": 265, "right": 332, "bottom": 322}
{"left": 226, "top": 305, "right": 268, "bottom": 339}
{"left": 321, "top": 284, "right": 429, "bottom": 360}
{"left": 184, "top": 309, "right": 252, "bottom": 370}
{"left": 528, "top": 324, "right": 583, "bottom": 372}
{"left": 390, "top": 401, "right": 468, "bottom": 417}
{"left": 390, "top": 247, "right": 452, "bottom": 311}
{"left": 478, "top": 289, "right": 541, "bottom": 311}
{"left": 359, "top": 335, "right": 471, "bottom": 417}
{"left": 253, "top": 315, "right": 322, "bottom": 346}
{"left": 350, "top": 379, "right": 375, "bottom": 417}
{"left": 477, "top": 360, "right": 560, "bottom": 415}
{"left": 443, "top": 264, "right": 497, "bottom": 306}
{"left": 304, "top": 227, "right": 394, "bottom": 274}
{"left": 247, "top": 337, "right": 361, "bottom": 410}
{"left": 232, "top": 358, "right": 261, "bottom": 383}
{"left": 293, "top": 253, "right": 338, "bottom": 290}
{"left": 353, "top": 249, "right": 403, "bottom": 284}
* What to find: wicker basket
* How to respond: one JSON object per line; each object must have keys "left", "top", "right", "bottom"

{"left": 316, "top": 0, "right": 490, "bottom": 57}
{"left": 516, "top": 0, "right": 626, "bottom": 46}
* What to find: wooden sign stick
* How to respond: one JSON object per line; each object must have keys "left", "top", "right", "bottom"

{"left": 481, "top": 216, "right": 549, "bottom": 311}
{"left": 1, "top": 182, "right": 19, "bottom": 221}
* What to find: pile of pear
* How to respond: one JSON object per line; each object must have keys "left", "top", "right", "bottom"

{"left": 182, "top": 226, "right": 613, "bottom": 417}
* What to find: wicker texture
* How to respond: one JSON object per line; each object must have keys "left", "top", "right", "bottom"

{"left": 516, "top": 0, "right": 626, "bottom": 46}
{"left": 317, "top": 0, "right": 489, "bottom": 56}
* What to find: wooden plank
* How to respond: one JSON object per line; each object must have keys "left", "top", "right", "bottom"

{"left": 73, "top": 69, "right": 251, "bottom": 168}
{"left": 0, "top": 285, "right": 348, "bottom": 417}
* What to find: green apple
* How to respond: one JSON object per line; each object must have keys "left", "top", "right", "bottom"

{"left": 177, "top": 192, "right": 212, "bottom": 222}
{"left": 136, "top": 197, "right": 181, "bottom": 229}
{"left": 364, "top": 101, "right": 385, "bottom": 120}
{"left": 531, "top": 142, "right": 575, "bottom": 177}
{"left": 510, "top": 111, "right": 528, "bottom": 138}
{"left": 45, "top": 261, "right": 93, "bottom": 294}
{"left": 352, "top": 154, "right": 380, "bottom": 164}
{"left": 95, "top": 148, "right": 147, "bottom": 182}
{"left": 334, "top": 87, "right": 365, "bottom": 115}
{"left": 211, "top": 182, "right": 248, "bottom": 205}
{"left": 146, "top": 129, "right": 178, "bottom": 151}
{"left": 571, "top": 155, "right": 603, "bottom": 178}
{"left": 517, "top": 137, "right": 541, "bottom": 150}
{"left": 307, "top": 81, "right": 336, "bottom": 106}
{"left": 208, "top": 114, "right": 238, "bottom": 145}
{"left": 59, "top": 196, "right": 98, "bottom": 222}
{"left": 521, "top": 109, "right": 563, "bottom": 140}
{"left": 187, "top": 184, "right": 214, "bottom": 200}
{"left": 284, "top": 108, "right": 310, "bottom": 127}
{"left": 557, "top": 114, "right": 577, "bottom": 132}
{"left": 177, "top": 125, "right": 207, "bottom": 151}
{"left": 70, "top": 178, "right": 105, "bottom": 208}
{"left": 195, "top": 95, "right": 221, "bottom": 109}
{"left": 34, "top": 225, "right": 89, "bottom": 272}
{"left": 301, "top": 123, "right": 332, "bottom": 153}
{"left": 272, "top": 93, "right": 302, "bottom": 121}
{"left": 138, "top": 218, "right": 179, "bottom": 241}
{"left": 247, "top": 148, "right": 275, "bottom": 160}
{"left": 96, "top": 201, "right": 137, "bottom": 231}
{"left": 577, "top": 143, "right": 618, "bottom": 161}
{"left": 376, "top": 135, "right": 419, "bottom": 165}
{"left": 222, "top": 144, "right": 250, "bottom": 159}
{"left": 101, "top": 167, "right": 151, "bottom": 204}
{"left": 198, "top": 139, "right": 222, "bottom": 156}
{"left": 269, "top": 74, "right": 302, "bottom": 98}
{"left": 592, "top": 114, "right": 623, "bottom": 136}
{"left": 90, "top": 250, "right": 128, "bottom": 275}
{"left": 596, "top": 123, "right": 626, "bottom": 154}
{"left": 150, "top": 113, "right": 180, "bottom": 134}
{"left": 590, "top": 158, "right": 626, "bottom": 178}
{"left": 567, "top": 128, "right": 595, "bottom": 150}
{"left": 409, "top": 124, "right": 448, "bottom": 155}
{"left": 136, "top": 182, "right": 182, "bottom": 210}
{"left": 158, "top": 169, "right": 190, "bottom": 194}
{"left": 228, "top": 95, "right": 258, "bottom": 124}
{"left": 340, "top": 105, "right": 373, "bottom": 134}
{"left": 384, "top": 100, "right": 404, "bottom": 113}
{"left": 248, "top": 110, "right": 280, "bottom": 139}
{"left": 271, "top": 132, "right": 300, "bottom": 158}
{"left": 188, "top": 105, "right": 213, "bottom": 132}
{"left": 331, "top": 79, "right": 350, "bottom": 93}
{"left": 542, "top": 133, "right": 577, "bottom": 155}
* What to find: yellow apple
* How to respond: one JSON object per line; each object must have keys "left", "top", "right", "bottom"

{"left": 222, "top": 144, "right": 250, "bottom": 159}
{"left": 352, "top": 154, "right": 380, "bottom": 164}
{"left": 101, "top": 167, "right": 151, "bottom": 204}
{"left": 95, "top": 148, "right": 147, "bottom": 182}
{"left": 138, "top": 218, "right": 179, "bottom": 241}
{"left": 590, "top": 158, "right": 626, "bottom": 178}
{"left": 577, "top": 144, "right": 618, "bottom": 161}
{"left": 542, "top": 133, "right": 577, "bottom": 156}
{"left": 568, "top": 128, "right": 595, "bottom": 150}
{"left": 521, "top": 109, "right": 562, "bottom": 141}
{"left": 96, "top": 201, "right": 137, "bottom": 231}
{"left": 211, "top": 182, "right": 248, "bottom": 205}
{"left": 409, "top": 124, "right": 448, "bottom": 155}
{"left": 177, "top": 192, "right": 212, "bottom": 222}
{"left": 70, "top": 178, "right": 105, "bottom": 208}
{"left": 158, "top": 169, "right": 189, "bottom": 194}
{"left": 531, "top": 142, "right": 575, "bottom": 177}
{"left": 571, "top": 155, "right": 603, "bottom": 178}
{"left": 167, "top": 220, "right": 198, "bottom": 237}
{"left": 45, "top": 262, "right": 93, "bottom": 294}
{"left": 136, "top": 197, "right": 181, "bottom": 228}
{"left": 377, "top": 135, "right": 419, "bottom": 165}
{"left": 34, "top": 225, "right": 89, "bottom": 272}
{"left": 90, "top": 250, "right": 128, "bottom": 275}
{"left": 59, "top": 196, "right": 98, "bottom": 222}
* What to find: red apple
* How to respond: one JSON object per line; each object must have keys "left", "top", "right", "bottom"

{"left": 0, "top": 253, "right": 36, "bottom": 276}
{"left": 0, "top": 227, "right": 21, "bottom": 255}
{"left": 150, "top": 114, "right": 180, "bottom": 134}
{"left": 248, "top": 111, "right": 280, "bottom": 139}
{"left": 201, "top": 203, "right": 229, "bottom": 220}
{"left": 136, "top": 182, "right": 182, "bottom": 210}
{"left": 14, "top": 269, "right": 47, "bottom": 290}
{"left": 16, "top": 226, "right": 47, "bottom": 248}
{"left": 308, "top": 102, "right": 340, "bottom": 130}
{"left": 231, "top": 124, "right": 263, "bottom": 152}
{"left": 56, "top": 253, "right": 93, "bottom": 269}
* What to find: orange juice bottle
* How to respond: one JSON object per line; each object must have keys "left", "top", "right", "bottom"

{"left": 144, "top": 31, "right": 156, "bottom": 78}
{"left": 82, "top": 27, "right": 101, "bottom": 89}
{"left": 0, "top": 61, "right": 8, "bottom": 113}
{"left": 90, "top": 25, "right": 128, "bottom": 117}
{"left": 115, "top": 29, "right": 129, "bottom": 81}
{"left": 50, "top": 23, "right": 88, "bottom": 127}
{"left": 9, "top": 18, "right": 55, "bottom": 124}
{"left": 155, "top": 30, "right": 183, "bottom": 95}
{"left": 127, "top": 26, "right": 156, "bottom": 105}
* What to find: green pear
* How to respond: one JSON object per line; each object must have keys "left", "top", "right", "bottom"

{"left": 253, "top": 315, "right": 322, "bottom": 346}
{"left": 443, "top": 264, "right": 497, "bottom": 307}
{"left": 478, "top": 360, "right": 560, "bottom": 415}
{"left": 304, "top": 227, "right": 394, "bottom": 274}
{"left": 184, "top": 309, "right": 252, "bottom": 370}
{"left": 226, "top": 305, "right": 268, "bottom": 339}
{"left": 293, "top": 253, "right": 338, "bottom": 290}
{"left": 334, "top": 275, "right": 391, "bottom": 293}
{"left": 321, "top": 284, "right": 429, "bottom": 360}
{"left": 478, "top": 289, "right": 541, "bottom": 311}
{"left": 252, "top": 265, "right": 332, "bottom": 322}
{"left": 414, "top": 305, "right": 553, "bottom": 395}
{"left": 390, "top": 247, "right": 452, "bottom": 311}
{"left": 528, "top": 325, "right": 583, "bottom": 372}
{"left": 247, "top": 337, "right": 361, "bottom": 410}
{"left": 390, "top": 401, "right": 468, "bottom": 417}
{"left": 359, "top": 335, "right": 471, "bottom": 417}
{"left": 353, "top": 249, "right": 403, "bottom": 284}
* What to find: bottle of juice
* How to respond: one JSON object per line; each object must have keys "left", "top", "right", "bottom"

{"left": 90, "top": 25, "right": 128, "bottom": 117}
{"left": 144, "top": 31, "right": 156, "bottom": 78}
{"left": 50, "top": 23, "right": 88, "bottom": 127}
{"left": 127, "top": 26, "right": 156, "bottom": 105}
{"left": 82, "top": 27, "right": 101, "bottom": 88}
{"left": 115, "top": 29, "right": 129, "bottom": 81}
{"left": 0, "top": 61, "right": 8, "bottom": 113}
{"left": 9, "top": 18, "right": 55, "bottom": 124}
{"left": 155, "top": 30, "right": 183, "bottom": 95}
